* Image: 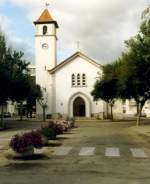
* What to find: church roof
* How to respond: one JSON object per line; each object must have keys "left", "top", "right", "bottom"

{"left": 49, "top": 52, "right": 103, "bottom": 74}
{"left": 34, "top": 9, "right": 59, "bottom": 28}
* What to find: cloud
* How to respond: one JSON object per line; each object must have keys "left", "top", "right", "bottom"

{"left": 0, "top": 14, "right": 12, "bottom": 32}
{"left": 1, "top": 0, "right": 150, "bottom": 64}
{"left": 0, "top": 0, "right": 6, "bottom": 6}
{"left": 10, "top": 37, "right": 34, "bottom": 63}
{"left": 0, "top": 13, "right": 34, "bottom": 63}
{"left": 53, "top": 0, "right": 148, "bottom": 63}
{"left": 9, "top": 0, "right": 42, "bottom": 8}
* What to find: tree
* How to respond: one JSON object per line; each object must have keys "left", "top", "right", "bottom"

{"left": 26, "top": 83, "right": 41, "bottom": 118}
{"left": 37, "top": 87, "right": 48, "bottom": 122}
{"left": 117, "top": 7, "right": 150, "bottom": 126}
{"left": 0, "top": 65, "right": 10, "bottom": 127}
{"left": 0, "top": 31, "right": 39, "bottom": 124}
{"left": 91, "top": 63, "right": 119, "bottom": 121}
{"left": 11, "top": 74, "right": 33, "bottom": 120}
{"left": 92, "top": 6, "right": 150, "bottom": 124}
{"left": 92, "top": 80, "right": 116, "bottom": 120}
{"left": 0, "top": 33, "right": 11, "bottom": 127}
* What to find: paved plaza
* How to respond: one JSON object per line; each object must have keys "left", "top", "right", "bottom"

{"left": 0, "top": 120, "right": 150, "bottom": 183}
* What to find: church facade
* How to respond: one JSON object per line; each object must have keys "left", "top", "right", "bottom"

{"left": 34, "top": 9, "right": 105, "bottom": 118}
{"left": 34, "top": 9, "right": 150, "bottom": 119}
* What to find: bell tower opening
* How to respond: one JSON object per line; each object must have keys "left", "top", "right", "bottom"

{"left": 43, "top": 25, "right": 48, "bottom": 35}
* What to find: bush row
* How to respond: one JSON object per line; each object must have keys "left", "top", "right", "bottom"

{"left": 10, "top": 119, "right": 75, "bottom": 154}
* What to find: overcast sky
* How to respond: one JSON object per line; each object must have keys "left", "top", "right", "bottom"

{"left": 0, "top": 0, "right": 149, "bottom": 64}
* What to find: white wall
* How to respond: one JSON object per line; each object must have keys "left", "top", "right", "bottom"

{"left": 35, "top": 23, "right": 57, "bottom": 116}
{"left": 54, "top": 56, "right": 104, "bottom": 117}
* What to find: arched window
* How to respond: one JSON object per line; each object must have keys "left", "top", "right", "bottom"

{"left": 82, "top": 73, "right": 86, "bottom": 86}
{"left": 77, "top": 74, "right": 81, "bottom": 86}
{"left": 72, "top": 74, "right": 76, "bottom": 86}
{"left": 43, "top": 26, "right": 47, "bottom": 35}
{"left": 71, "top": 74, "right": 86, "bottom": 87}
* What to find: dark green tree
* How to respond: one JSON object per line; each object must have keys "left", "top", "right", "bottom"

{"left": 11, "top": 74, "right": 32, "bottom": 120}
{"left": 0, "top": 31, "right": 39, "bottom": 124}
{"left": 117, "top": 7, "right": 150, "bottom": 126}
{"left": 92, "top": 6, "right": 150, "bottom": 124}
{"left": 91, "top": 63, "right": 119, "bottom": 121}
{"left": 0, "top": 33, "right": 11, "bottom": 127}
{"left": 26, "top": 83, "right": 42, "bottom": 118}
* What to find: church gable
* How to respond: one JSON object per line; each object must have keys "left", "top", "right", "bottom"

{"left": 49, "top": 52, "right": 103, "bottom": 74}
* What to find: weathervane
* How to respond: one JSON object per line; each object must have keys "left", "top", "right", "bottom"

{"left": 45, "top": 2, "right": 50, "bottom": 8}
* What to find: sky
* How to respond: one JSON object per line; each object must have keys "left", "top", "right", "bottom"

{"left": 0, "top": 0, "right": 149, "bottom": 64}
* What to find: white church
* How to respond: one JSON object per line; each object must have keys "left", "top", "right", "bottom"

{"left": 33, "top": 8, "right": 150, "bottom": 119}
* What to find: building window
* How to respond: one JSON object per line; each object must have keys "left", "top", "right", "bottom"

{"left": 43, "top": 26, "right": 47, "bottom": 35}
{"left": 71, "top": 73, "right": 87, "bottom": 87}
{"left": 72, "top": 74, "right": 76, "bottom": 86}
{"left": 77, "top": 74, "right": 81, "bottom": 86}
{"left": 82, "top": 73, "right": 86, "bottom": 86}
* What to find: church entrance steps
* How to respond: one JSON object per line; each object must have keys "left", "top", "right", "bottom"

{"left": 52, "top": 146, "right": 149, "bottom": 159}
{"left": 75, "top": 117, "right": 102, "bottom": 122}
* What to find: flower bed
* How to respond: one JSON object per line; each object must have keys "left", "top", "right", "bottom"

{"left": 39, "top": 119, "right": 75, "bottom": 140}
{"left": 9, "top": 131, "right": 43, "bottom": 156}
{"left": 9, "top": 118, "right": 76, "bottom": 158}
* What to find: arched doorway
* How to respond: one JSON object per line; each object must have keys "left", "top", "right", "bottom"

{"left": 73, "top": 97, "right": 86, "bottom": 117}
{"left": 68, "top": 92, "right": 91, "bottom": 117}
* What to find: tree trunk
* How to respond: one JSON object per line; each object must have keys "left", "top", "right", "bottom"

{"left": 136, "top": 99, "right": 146, "bottom": 126}
{"left": 136, "top": 104, "right": 142, "bottom": 126}
{"left": 136, "top": 104, "right": 139, "bottom": 115}
{"left": 0, "top": 104, "right": 4, "bottom": 128}
{"left": 20, "top": 101, "right": 23, "bottom": 121}
{"left": 110, "top": 104, "right": 113, "bottom": 121}
{"left": 106, "top": 102, "right": 109, "bottom": 119}
{"left": 43, "top": 106, "right": 46, "bottom": 122}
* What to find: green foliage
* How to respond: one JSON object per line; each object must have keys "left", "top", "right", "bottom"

{"left": 0, "top": 31, "right": 41, "bottom": 124}
{"left": 41, "top": 128, "right": 56, "bottom": 140}
{"left": 91, "top": 62, "right": 120, "bottom": 120}
{"left": 0, "top": 34, "right": 10, "bottom": 105}
{"left": 119, "top": 7, "right": 150, "bottom": 107}
{"left": 26, "top": 84, "right": 41, "bottom": 117}
{"left": 92, "top": 6, "right": 150, "bottom": 124}
{"left": 0, "top": 32, "right": 30, "bottom": 104}
{"left": 52, "top": 113, "right": 62, "bottom": 119}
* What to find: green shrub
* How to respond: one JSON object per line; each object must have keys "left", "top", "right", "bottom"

{"left": 41, "top": 128, "right": 56, "bottom": 140}
{"left": 52, "top": 113, "right": 62, "bottom": 119}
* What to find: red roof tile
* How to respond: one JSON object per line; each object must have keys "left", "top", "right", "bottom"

{"left": 34, "top": 9, "right": 58, "bottom": 28}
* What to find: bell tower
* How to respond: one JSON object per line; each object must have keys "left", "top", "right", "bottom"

{"left": 34, "top": 8, "right": 59, "bottom": 117}
{"left": 34, "top": 8, "right": 59, "bottom": 82}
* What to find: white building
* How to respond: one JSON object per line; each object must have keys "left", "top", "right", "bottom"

{"left": 34, "top": 8, "right": 150, "bottom": 119}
